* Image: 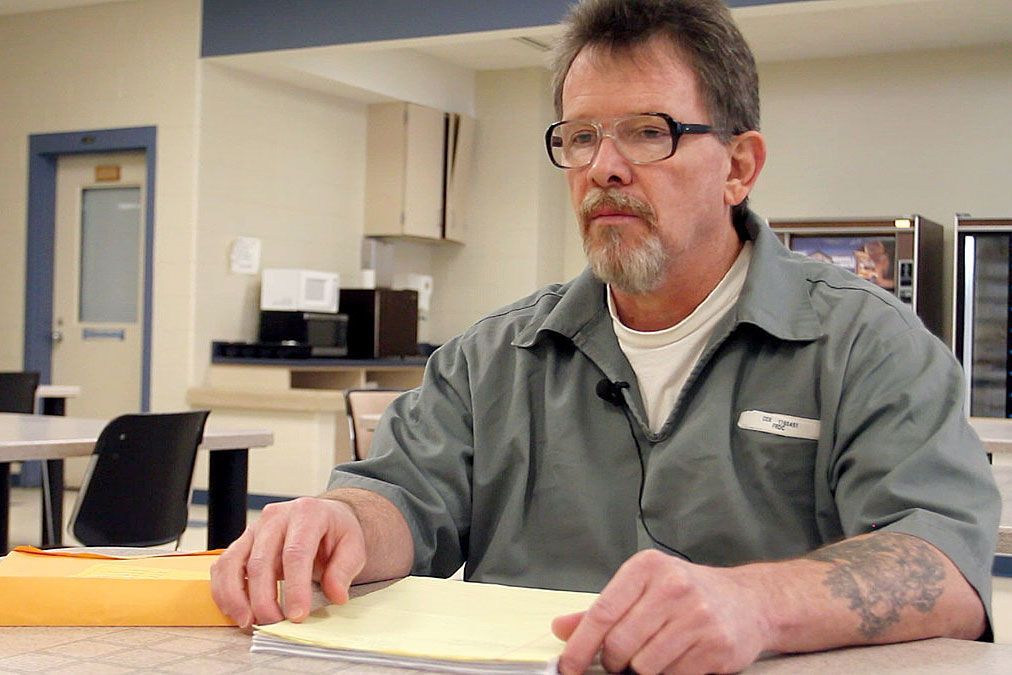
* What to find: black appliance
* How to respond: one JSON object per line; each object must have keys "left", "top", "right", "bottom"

{"left": 339, "top": 288, "right": 419, "bottom": 358}
{"left": 258, "top": 310, "right": 348, "bottom": 357}
{"left": 954, "top": 217, "right": 1012, "bottom": 418}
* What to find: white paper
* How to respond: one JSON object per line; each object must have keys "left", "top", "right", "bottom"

{"left": 229, "top": 237, "right": 261, "bottom": 275}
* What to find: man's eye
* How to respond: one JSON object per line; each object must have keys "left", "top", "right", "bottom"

{"left": 568, "top": 131, "right": 597, "bottom": 147}
{"left": 630, "top": 125, "right": 670, "bottom": 140}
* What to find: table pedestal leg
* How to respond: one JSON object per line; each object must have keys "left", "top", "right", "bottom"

{"left": 207, "top": 448, "right": 248, "bottom": 550}
{"left": 41, "top": 459, "right": 64, "bottom": 548}
{"left": 0, "top": 462, "right": 9, "bottom": 555}
{"left": 39, "top": 396, "right": 67, "bottom": 549}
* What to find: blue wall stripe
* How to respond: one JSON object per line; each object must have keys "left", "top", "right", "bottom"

{"left": 994, "top": 554, "right": 1012, "bottom": 579}
{"left": 201, "top": 0, "right": 822, "bottom": 58}
{"left": 191, "top": 489, "right": 293, "bottom": 511}
{"left": 24, "top": 126, "right": 156, "bottom": 411}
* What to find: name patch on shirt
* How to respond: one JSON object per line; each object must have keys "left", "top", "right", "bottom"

{"left": 737, "top": 410, "right": 820, "bottom": 440}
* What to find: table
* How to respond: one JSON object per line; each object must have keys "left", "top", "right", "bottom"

{"left": 0, "top": 413, "right": 272, "bottom": 554}
{"left": 970, "top": 417, "right": 1012, "bottom": 455}
{"left": 35, "top": 385, "right": 81, "bottom": 416}
{"left": 0, "top": 627, "right": 1007, "bottom": 674}
{"left": 969, "top": 417, "right": 1012, "bottom": 556}
{"left": 21, "top": 385, "right": 82, "bottom": 543}
{"left": 13, "top": 384, "right": 80, "bottom": 491}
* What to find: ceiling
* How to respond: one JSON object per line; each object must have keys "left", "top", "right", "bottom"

{"left": 3, "top": 0, "right": 1010, "bottom": 89}
{"left": 404, "top": 0, "right": 1012, "bottom": 69}
{"left": 204, "top": 0, "right": 1012, "bottom": 105}
{"left": 0, "top": 0, "right": 115, "bottom": 13}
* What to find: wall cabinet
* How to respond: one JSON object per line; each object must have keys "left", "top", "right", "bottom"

{"left": 364, "top": 101, "right": 475, "bottom": 242}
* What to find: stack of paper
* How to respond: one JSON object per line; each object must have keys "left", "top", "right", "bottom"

{"left": 252, "top": 576, "right": 597, "bottom": 673}
{"left": 0, "top": 545, "right": 233, "bottom": 626}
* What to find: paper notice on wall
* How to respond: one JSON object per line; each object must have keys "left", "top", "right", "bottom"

{"left": 230, "top": 236, "right": 261, "bottom": 275}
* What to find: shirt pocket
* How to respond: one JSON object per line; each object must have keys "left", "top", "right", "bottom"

{"left": 733, "top": 414, "right": 819, "bottom": 509}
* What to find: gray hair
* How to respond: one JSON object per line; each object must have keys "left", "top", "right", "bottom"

{"left": 551, "top": 0, "right": 760, "bottom": 225}
{"left": 551, "top": 0, "right": 759, "bottom": 140}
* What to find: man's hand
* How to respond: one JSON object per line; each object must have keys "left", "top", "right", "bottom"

{"left": 552, "top": 549, "right": 771, "bottom": 675}
{"left": 210, "top": 488, "right": 413, "bottom": 628}
{"left": 210, "top": 496, "right": 368, "bottom": 629}
{"left": 552, "top": 533, "right": 986, "bottom": 674}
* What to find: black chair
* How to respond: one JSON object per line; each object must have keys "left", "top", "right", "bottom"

{"left": 0, "top": 371, "right": 40, "bottom": 414}
{"left": 0, "top": 371, "right": 41, "bottom": 501}
{"left": 69, "top": 410, "right": 210, "bottom": 547}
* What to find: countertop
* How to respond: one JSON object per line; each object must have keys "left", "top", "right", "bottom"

{"left": 994, "top": 465, "right": 1012, "bottom": 557}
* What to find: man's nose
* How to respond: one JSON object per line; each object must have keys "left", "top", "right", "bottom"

{"left": 587, "top": 135, "right": 632, "bottom": 187}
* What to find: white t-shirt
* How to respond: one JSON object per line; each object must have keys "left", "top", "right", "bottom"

{"left": 609, "top": 242, "right": 753, "bottom": 433}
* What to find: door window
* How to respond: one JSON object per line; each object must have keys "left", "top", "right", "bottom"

{"left": 78, "top": 187, "right": 141, "bottom": 323}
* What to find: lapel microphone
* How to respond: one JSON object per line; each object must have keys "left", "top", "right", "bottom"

{"left": 596, "top": 378, "right": 630, "bottom": 407}
{"left": 594, "top": 377, "right": 694, "bottom": 563}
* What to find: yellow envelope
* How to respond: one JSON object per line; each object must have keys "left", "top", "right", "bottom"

{"left": 0, "top": 546, "right": 235, "bottom": 626}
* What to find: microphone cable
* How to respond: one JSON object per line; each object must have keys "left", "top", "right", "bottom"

{"left": 596, "top": 378, "right": 694, "bottom": 563}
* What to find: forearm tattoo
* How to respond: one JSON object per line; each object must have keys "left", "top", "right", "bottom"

{"left": 804, "top": 533, "right": 945, "bottom": 639}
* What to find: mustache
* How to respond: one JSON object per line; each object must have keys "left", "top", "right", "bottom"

{"left": 579, "top": 189, "right": 656, "bottom": 228}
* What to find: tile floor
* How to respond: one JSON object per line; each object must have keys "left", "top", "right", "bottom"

{"left": 6, "top": 485, "right": 261, "bottom": 552}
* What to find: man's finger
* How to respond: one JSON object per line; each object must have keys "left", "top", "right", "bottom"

{"left": 244, "top": 517, "right": 288, "bottom": 625}
{"left": 279, "top": 512, "right": 330, "bottom": 622}
{"left": 210, "top": 529, "right": 255, "bottom": 628}
{"left": 317, "top": 518, "right": 367, "bottom": 605}
{"left": 551, "top": 612, "right": 585, "bottom": 640}
{"left": 557, "top": 566, "right": 649, "bottom": 674}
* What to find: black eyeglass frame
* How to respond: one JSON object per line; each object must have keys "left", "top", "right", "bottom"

{"left": 544, "top": 111, "right": 728, "bottom": 169}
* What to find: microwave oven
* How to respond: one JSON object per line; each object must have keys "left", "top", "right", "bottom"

{"left": 258, "top": 310, "right": 348, "bottom": 357}
{"left": 260, "top": 268, "right": 339, "bottom": 313}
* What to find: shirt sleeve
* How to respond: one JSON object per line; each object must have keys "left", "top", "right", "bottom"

{"left": 829, "top": 325, "right": 1001, "bottom": 632}
{"left": 327, "top": 338, "right": 475, "bottom": 578}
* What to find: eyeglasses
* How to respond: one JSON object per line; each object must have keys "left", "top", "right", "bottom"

{"left": 545, "top": 112, "right": 725, "bottom": 169}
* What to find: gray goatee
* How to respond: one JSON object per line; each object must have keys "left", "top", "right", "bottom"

{"left": 580, "top": 188, "right": 668, "bottom": 295}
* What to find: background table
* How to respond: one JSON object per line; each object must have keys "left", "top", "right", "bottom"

{"left": 12, "top": 384, "right": 81, "bottom": 491}
{"left": 0, "top": 413, "right": 272, "bottom": 553}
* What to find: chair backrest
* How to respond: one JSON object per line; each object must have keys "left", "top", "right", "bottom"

{"left": 345, "top": 389, "right": 403, "bottom": 460}
{"left": 0, "top": 371, "right": 40, "bottom": 414}
{"left": 70, "top": 410, "right": 210, "bottom": 547}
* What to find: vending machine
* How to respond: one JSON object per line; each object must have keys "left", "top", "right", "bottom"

{"left": 953, "top": 217, "right": 1012, "bottom": 418}
{"left": 769, "top": 216, "right": 945, "bottom": 339}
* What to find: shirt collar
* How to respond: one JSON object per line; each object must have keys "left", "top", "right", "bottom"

{"left": 511, "top": 209, "right": 823, "bottom": 351}
{"left": 734, "top": 210, "right": 823, "bottom": 342}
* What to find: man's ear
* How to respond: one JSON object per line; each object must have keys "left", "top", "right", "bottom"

{"left": 724, "top": 131, "right": 766, "bottom": 207}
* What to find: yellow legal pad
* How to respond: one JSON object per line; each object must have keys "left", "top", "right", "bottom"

{"left": 253, "top": 576, "right": 598, "bottom": 670}
{"left": 0, "top": 546, "right": 234, "bottom": 626}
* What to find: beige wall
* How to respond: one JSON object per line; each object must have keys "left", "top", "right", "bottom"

{"left": 2, "top": 0, "right": 1009, "bottom": 413}
{"left": 562, "top": 44, "right": 1012, "bottom": 334}
{"left": 754, "top": 45, "right": 1012, "bottom": 343}
{"left": 429, "top": 67, "right": 568, "bottom": 341}
{"left": 193, "top": 63, "right": 369, "bottom": 381}
{"left": 0, "top": 0, "right": 201, "bottom": 411}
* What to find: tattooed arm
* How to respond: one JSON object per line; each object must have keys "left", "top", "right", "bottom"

{"left": 553, "top": 532, "right": 985, "bottom": 674}
{"left": 777, "top": 532, "right": 985, "bottom": 648}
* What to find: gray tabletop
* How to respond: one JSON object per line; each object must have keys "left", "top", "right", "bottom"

{"left": 0, "top": 626, "right": 1009, "bottom": 674}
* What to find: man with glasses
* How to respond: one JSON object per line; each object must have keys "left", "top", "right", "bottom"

{"left": 212, "top": 1, "right": 1000, "bottom": 672}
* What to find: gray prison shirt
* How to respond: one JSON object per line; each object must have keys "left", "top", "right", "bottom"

{"left": 329, "top": 209, "right": 1001, "bottom": 627}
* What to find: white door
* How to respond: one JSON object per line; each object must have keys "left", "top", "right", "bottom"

{"left": 52, "top": 152, "right": 146, "bottom": 426}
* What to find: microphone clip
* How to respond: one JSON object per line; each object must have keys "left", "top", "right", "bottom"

{"left": 596, "top": 378, "right": 630, "bottom": 408}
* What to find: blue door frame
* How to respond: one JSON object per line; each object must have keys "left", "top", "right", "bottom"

{"left": 23, "top": 126, "right": 157, "bottom": 411}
